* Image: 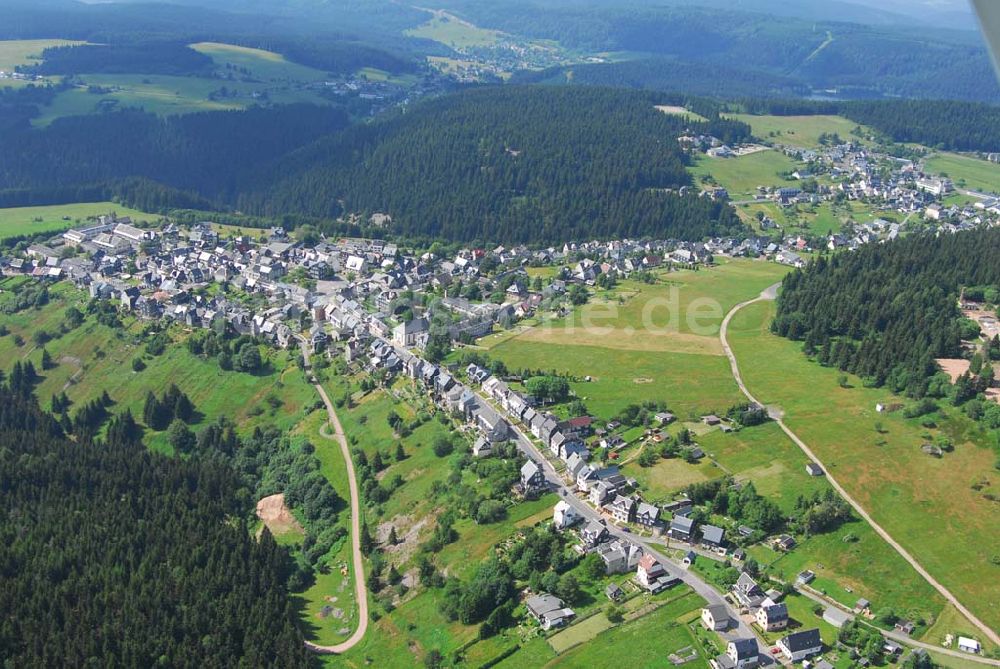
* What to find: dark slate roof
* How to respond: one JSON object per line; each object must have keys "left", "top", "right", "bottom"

{"left": 730, "top": 638, "right": 758, "bottom": 659}
{"left": 763, "top": 602, "right": 788, "bottom": 622}
{"left": 782, "top": 628, "right": 822, "bottom": 653}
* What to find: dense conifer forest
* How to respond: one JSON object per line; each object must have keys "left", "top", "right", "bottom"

{"left": 243, "top": 86, "right": 748, "bottom": 243}
{"left": 28, "top": 43, "right": 215, "bottom": 77}
{"left": 0, "top": 388, "right": 313, "bottom": 667}
{"left": 772, "top": 228, "right": 1000, "bottom": 397}
{"left": 0, "top": 104, "right": 349, "bottom": 202}
{"left": 0, "top": 86, "right": 748, "bottom": 243}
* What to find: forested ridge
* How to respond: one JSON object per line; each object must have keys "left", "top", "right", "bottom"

{"left": 0, "top": 104, "right": 349, "bottom": 202}
{"left": 0, "top": 388, "right": 313, "bottom": 667}
{"left": 772, "top": 228, "right": 1000, "bottom": 397}
{"left": 242, "top": 86, "right": 749, "bottom": 243}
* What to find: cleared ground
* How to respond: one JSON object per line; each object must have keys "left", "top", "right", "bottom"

{"left": 490, "top": 261, "right": 788, "bottom": 419}
{"left": 405, "top": 10, "right": 504, "bottom": 48}
{"left": 31, "top": 41, "right": 336, "bottom": 125}
{"left": 0, "top": 39, "right": 83, "bottom": 88}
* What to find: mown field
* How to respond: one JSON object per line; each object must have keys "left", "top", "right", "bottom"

{"left": 27, "top": 41, "right": 335, "bottom": 125}
{"left": 0, "top": 201, "right": 154, "bottom": 242}
{"left": 489, "top": 260, "right": 787, "bottom": 420}
{"left": 728, "top": 299, "right": 1000, "bottom": 636}
{"left": 0, "top": 39, "right": 82, "bottom": 87}
{"left": 405, "top": 10, "right": 504, "bottom": 48}
{"left": 924, "top": 152, "right": 1000, "bottom": 194}
{"left": 689, "top": 150, "right": 800, "bottom": 196}
{"left": 729, "top": 114, "right": 865, "bottom": 149}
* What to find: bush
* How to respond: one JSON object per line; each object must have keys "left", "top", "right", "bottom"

{"left": 433, "top": 436, "right": 454, "bottom": 458}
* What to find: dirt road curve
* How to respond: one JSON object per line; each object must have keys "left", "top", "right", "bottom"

{"left": 298, "top": 340, "right": 368, "bottom": 654}
{"left": 720, "top": 284, "right": 1000, "bottom": 648}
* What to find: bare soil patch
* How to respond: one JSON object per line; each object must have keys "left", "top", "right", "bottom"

{"left": 255, "top": 492, "right": 303, "bottom": 537}
{"left": 936, "top": 358, "right": 970, "bottom": 383}
{"left": 655, "top": 105, "right": 689, "bottom": 115}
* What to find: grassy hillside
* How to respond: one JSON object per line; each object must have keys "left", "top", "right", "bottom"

{"left": 0, "top": 201, "right": 154, "bottom": 241}
{"left": 730, "top": 114, "right": 865, "bottom": 149}
{"left": 689, "top": 150, "right": 800, "bottom": 196}
{"left": 729, "top": 299, "right": 1000, "bottom": 635}
{"left": 924, "top": 152, "right": 1000, "bottom": 194}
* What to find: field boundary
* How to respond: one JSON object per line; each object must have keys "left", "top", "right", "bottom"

{"left": 720, "top": 284, "right": 1000, "bottom": 647}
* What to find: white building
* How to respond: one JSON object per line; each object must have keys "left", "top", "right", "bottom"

{"left": 552, "top": 500, "right": 580, "bottom": 530}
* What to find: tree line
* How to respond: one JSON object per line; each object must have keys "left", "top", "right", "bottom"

{"left": 27, "top": 42, "right": 214, "bottom": 77}
{"left": 772, "top": 228, "right": 1000, "bottom": 399}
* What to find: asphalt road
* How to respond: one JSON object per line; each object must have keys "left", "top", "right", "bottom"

{"left": 488, "top": 394, "right": 777, "bottom": 664}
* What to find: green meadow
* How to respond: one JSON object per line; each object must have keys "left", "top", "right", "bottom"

{"left": 0, "top": 39, "right": 83, "bottom": 88}
{"left": 30, "top": 41, "right": 334, "bottom": 125}
{"left": 405, "top": 10, "right": 504, "bottom": 49}
{"left": 728, "top": 299, "right": 1000, "bottom": 634}
{"left": 490, "top": 260, "right": 788, "bottom": 420}
{"left": 0, "top": 201, "right": 153, "bottom": 241}
{"left": 924, "top": 152, "right": 1000, "bottom": 194}
{"left": 729, "top": 114, "right": 866, "bottom": 149}
{"left": 689, "top": 150, "right": 801, "bottom": 196}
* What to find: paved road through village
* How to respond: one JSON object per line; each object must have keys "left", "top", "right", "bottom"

{"left": 720, "top": 283, "right": 1000, "bottom": 649}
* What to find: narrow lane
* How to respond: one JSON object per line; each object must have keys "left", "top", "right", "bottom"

{"left": 298, "top": 340, "right": 369, "bottom": 654}
{"left": 719, "top": 285, "right": 1000, "bottom": 648}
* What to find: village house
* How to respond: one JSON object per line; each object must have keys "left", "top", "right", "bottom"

{"left": 732, "top": 572, "right": 766, "bottom": 609}
{"left": 756, "top": 601, "right": 789, "bottom": 632}
{"left": 777, "top": 629, "right": 823, "bottom": 662}
{"left": 525, "top": 594, "right": 575, "bottom": 631}
{"left": 635, "top": 554, "right": 678, "bottom": 593}
{"left": 701, "top": 604, "right": 730, "bottom": 631}
{"left": 553, "top": 500, "right": 580, "bottom": 530}
{"left": 520, "top": 460, "right": 546, "bottom": 494}
{"left": 669, "top": 514, "right": 695, "bottom": 541}
{"left": 710, "top": 638, "right": 759, "bottom": 669}
{"left": 579, "top": 519, "right": 609, "bottom": 548}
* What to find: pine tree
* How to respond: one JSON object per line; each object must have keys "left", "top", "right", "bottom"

{"left": 174, "top": 392, "right": 194, "bottom": 423}
{"left": 359, "top": 522, "right": 374, "bottom": 555}
{"left": 387, "top": 526, "right": 398, "bottom": 545}
{"left": 40, "top": 348, "right": 53, "bottom": 370}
